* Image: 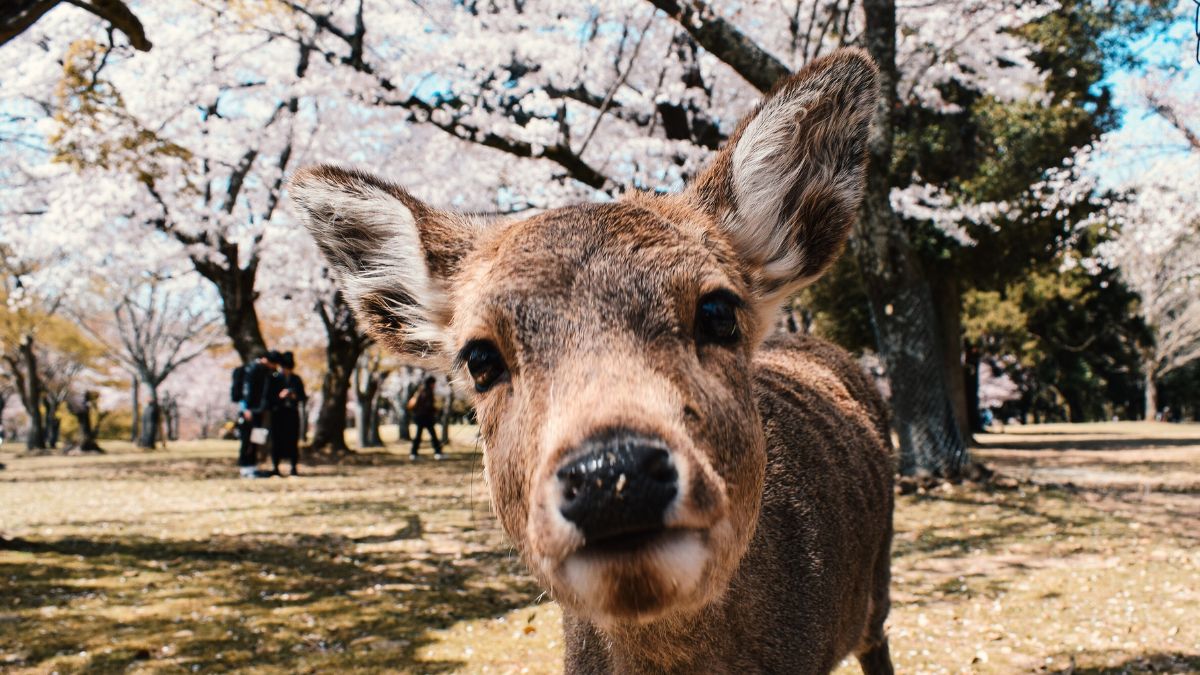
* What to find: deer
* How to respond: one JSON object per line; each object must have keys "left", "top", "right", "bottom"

{"left": 287, "top": 48, "right": 895, "bottom": 675}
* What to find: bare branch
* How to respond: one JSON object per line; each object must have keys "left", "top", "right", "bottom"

{"left": 1146, "top": 93, "right": 1200, "bottom": 152}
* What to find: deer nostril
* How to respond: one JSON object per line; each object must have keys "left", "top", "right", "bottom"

{"left": 642, "top": 448, "right": 677, "bottom": 484}
{"left": 562, "top": 470, "right": 585, "bottom": 503}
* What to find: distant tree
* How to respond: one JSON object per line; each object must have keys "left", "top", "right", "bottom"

{"left": 37, "top": 321, "right": 104, "bottom": 448}
{"left": 1102, "top": 161, "right": 1200, "bottom": 419}
{"left": 37, "top": 5, "right": 310, "bottom": 363}
{"left": 0, "top": 251, "right": 73, "bottom": 451}
{"left": 88, "top": 277, "right": 223, "bottom": 448}
{"left": 161, "top": 352, "right": 237, "bottom": 441}
{"left": 353, "top": 348, "right": 391, "bottom": 450}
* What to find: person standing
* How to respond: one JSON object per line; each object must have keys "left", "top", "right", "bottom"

{"left": 268, "top": 351, "right": 307, "bottom": 476}
{"left": 236, "top": 350, "right": 279, "bottom": 478}
{"left": 407, "top": 375, "right": 443, "bottom": 460}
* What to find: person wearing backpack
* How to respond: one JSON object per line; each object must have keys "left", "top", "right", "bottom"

{"left": 407, "top": 375, "right": 443, "bottom": 460}
{"left": 233, "top": 350, "right": 280, "bottom": 477}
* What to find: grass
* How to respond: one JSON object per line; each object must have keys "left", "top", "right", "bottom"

{"left": 1, "top": 422, "right": 1198, "bottom": 674}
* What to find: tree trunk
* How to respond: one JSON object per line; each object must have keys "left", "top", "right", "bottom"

{"left": 399, "top": 380, "right": 417, "bottom": 441}
{"left": 307, "top": 291, "right": 367, "bottom": 455}
{"left": 368, "top": 388, "right": 384, "bottom": 447}
{"left": 854, "top": 0, "right": 967, "bottom": 478}
{"left": 931, "top": 272, "right": 971, "bottom": 444}
{"left": 354, "top": 364, "right": 385, "bottom": 449}
{"left": 964, "top": 344, "right": 983, "bottom": 433}
{"left": 166, "top": 399, "right": 179, "bottom": 441}
{"left": 1144, "top": 371, "right": 1157, "bottom": 421}
{"left": 161, "top": 399, "right": 171, "bottom": 441}
{"left": 138, "top": 389, "right": 160, "bottom": 449}
{"left": 440, "top": 380, "right": 453, "bottom": 444}
{"left": 193, "top": 253, "right": 268, "bottom": 363}
{"left": 130, "top": 375, "right": 139, "bottom": 443}
{"left": 42, "top": 396, "right": 59, "bottom": 448}
{"left": 18, "top": 337, "right": 45, "bottom": 451}
{"left": 310, "top": 353, "right": 356, "bottom": 454}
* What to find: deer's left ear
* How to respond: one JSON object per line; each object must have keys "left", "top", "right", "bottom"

{"left": 686, "top": 48, "right": 878, "bottom": 303}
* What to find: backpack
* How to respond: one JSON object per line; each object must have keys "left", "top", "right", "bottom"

{"left": 230, "top": 365, "right": 247, "bottom": 403}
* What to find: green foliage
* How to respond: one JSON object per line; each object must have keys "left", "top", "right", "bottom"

{"left": 803, "top": 0, "right": 1178, "bottom": 422}
{"left": 796, "top": 255, "right": 876, "bottom": 353}
{"left": 1157, "top": 361, "right": 1200, "bottom": 420}
{"left": 963, "top": 253, "right": 1150, "bottom": 422}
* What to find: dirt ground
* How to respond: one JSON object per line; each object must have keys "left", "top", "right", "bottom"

{"left": 1, "top": 422, "right": 1197, "bottom": 674}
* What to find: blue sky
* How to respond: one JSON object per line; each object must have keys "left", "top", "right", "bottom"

{"left": 1093, "top": 8, "right": 1200, "bottom": 189}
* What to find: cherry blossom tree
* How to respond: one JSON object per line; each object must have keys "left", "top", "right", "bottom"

{"left": 257, "top": 0, "right": 1057, "bottom": 476}
{"left": 161, "top": 351, "right": 238, "bottom": 440}
{"left": 1100, "top": 157, "right": 1200, "bottom": 419}
{"left": 1138, "top": 6, "right": 1200, "bottom": 152}
{"left": 1, "top": 0, "right": 1184, "bottom": 466}
{"left": 83, "top": 275, "right": 224, "bottom": 448}
{"left": 4, "top": 2, "right": 317, "bottom": 362}
{"left": 0, "top": 215, "right": 91, "bottom": 450}
{"left": 1093, "top": 3, "right": 1200, "bottom": 418}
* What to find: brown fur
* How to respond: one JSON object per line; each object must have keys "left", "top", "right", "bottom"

{"left": 561, "top": 334, "right": 893, "bottom": 673}
{"left": 288, "top": 48, "right": 895, "bottom": 674}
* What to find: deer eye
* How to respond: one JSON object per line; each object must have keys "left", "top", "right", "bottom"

{"left": 461, "top": 340, "right": 508, "bottom": 393}
{"left": 695, "top": 290, "right": 742, "bottom": 346}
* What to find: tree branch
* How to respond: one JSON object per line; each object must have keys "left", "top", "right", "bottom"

{"left": 281, "top": 8, "right": 614, "bottom": 190}
{"left": 0, "top": 0, "right": 154, "bottom": 50}
{"left": 1146, "top": 93, "right": 1200, "bottom": 152}
{"left": 647, "top": 0, "right": 791, "bottom": 92}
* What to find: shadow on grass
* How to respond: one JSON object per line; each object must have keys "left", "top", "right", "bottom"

{"left": 0, "top": 457, "right": 239, "bottom": 483}
{"left": 1047, "top": 650, "right": 1200, "bottom": 673}
{"left": 1, "top": 529, "right": 538, "bottom": 673}
{"left": 975, "top": 436, "right": 1200, "bottom": 452}
{"left": 0, "top": 449, "right": 484, "bottom": 484}
{"left": 893, "top": 488, "right": 1108, "bottom": 561}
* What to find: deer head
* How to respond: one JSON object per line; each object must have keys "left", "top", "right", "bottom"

{"left": 288, "top": 49, "right": 878, "bottom": 625}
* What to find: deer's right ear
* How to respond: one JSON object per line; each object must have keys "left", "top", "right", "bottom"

{"left": 287, "top": 165, "right": 480, "bottom": 360}
{"left": 685, "top": 48, "right": 878, "bottom": 306}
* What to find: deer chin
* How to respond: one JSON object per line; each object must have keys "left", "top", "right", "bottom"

{"left": 551, "top": 521, "right": 735, "bottom": 625}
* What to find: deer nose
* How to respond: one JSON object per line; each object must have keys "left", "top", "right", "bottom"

{"left": 556, "top": 433, "right": 679, "bottom": 544}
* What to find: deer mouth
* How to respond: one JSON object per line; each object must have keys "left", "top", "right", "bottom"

{"left": 557, "top": 527, "right": 711, "bottom": 622}
{"left": 577, "top": 526, "right": 690, "bottom": 557}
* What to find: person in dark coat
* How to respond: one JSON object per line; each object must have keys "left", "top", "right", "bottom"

{"left": 268, "top": 351, "right": 307, "bottom": 476}
{"left": 408, "top": 375, "right": 443, "bottom": 460}
{"left": 237, "top": 350, "right": 280, "bottom": 478}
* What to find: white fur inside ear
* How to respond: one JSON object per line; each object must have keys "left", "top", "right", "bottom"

{"left": 289, "top": 172, "right": 450, "bottom": 358}
{"left": 727, "top": 91, "right": 816, "bottom": 284}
